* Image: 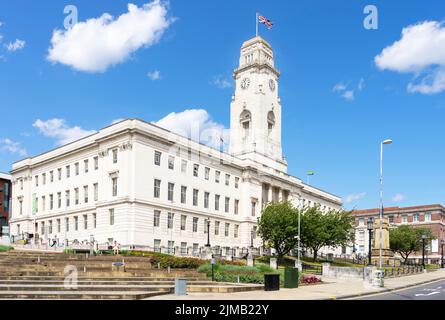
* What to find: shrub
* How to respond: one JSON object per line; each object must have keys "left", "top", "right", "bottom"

{"left": 0, "top": 245, "right": 13, "bottom": 252}
{"left": 198, "top": 263, "right": 278, "bottom": 284}
{"left": 301, "top": 275, "right": 321, "bottom": 285}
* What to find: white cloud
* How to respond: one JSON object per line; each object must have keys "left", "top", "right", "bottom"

{"left": 391, "top": 193, "right": 406, "bottom": 203}
{"left": 211, "top": 75, "right": 232, "bottom": 89}
{"left": 47, "top": 1, "right": 173, "bottom": 73}
{"left": 5, "top": 39, "right": 25, "bottom": 52}
{"left": 111, "top": 118, "right": 125, "bottom": 125}
{"left": 333, "top": 83, "right": 347, "bottom": 92}
{"left": 344, "top": 192, "right": 366, "bottom": 204}
{"left": 342, "top": 90, "right": 355, "bottom": 101}
{"left": 375, "top": 20, "right": 445, "bottom": 94}
{"left": 33, "top": 119, "right": 96, "bottom": 146}
{"left": 333, "top": 79, "right": 364, "bottom": 101}
{"left": 147, "top": 70, "right": 161, "bottom": 80}
{"left": 154, "top": 109, "right": 229, "bottom": 150}
{"left": 0, "top": 139, "right": 27, "bottom": 156}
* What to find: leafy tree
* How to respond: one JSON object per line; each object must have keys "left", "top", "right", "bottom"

{"left": 300, "top": 206, "right": 355, "bottom": 261}
{"left": 390, "top": 225, "right": 435, "bottom": 264}
{"left": 257, "top": 202, "right": 299, "bottom": 263}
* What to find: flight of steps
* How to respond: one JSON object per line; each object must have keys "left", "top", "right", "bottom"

{"left": 0, "top": 251, "right": 262, "bottom": 300}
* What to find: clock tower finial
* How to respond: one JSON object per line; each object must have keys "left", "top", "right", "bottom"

{"left": 228, "top": 36, "right": 287, "bottom": 172}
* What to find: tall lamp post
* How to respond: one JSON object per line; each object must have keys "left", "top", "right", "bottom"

{"left": 367, "top": 218, "right": 373, "bottom": 266}
{"left": 421, "top": 234, "right": 427, "bottom": 269}
{"left": 205, "top": 218, "right": 211, "bottom": 248}
{"left": 441, "top": 240, "right": 445, "bottom": 269}
{"left": 379, "top": 139, "right": 393, "bottom": 274}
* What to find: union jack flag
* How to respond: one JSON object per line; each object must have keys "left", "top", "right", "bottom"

{"left": 258, "top": 15, "right": 273, "bottom": 29}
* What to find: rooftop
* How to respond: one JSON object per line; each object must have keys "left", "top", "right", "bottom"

{"left": 352, "top": 204, "right": 445, "bottom": 215}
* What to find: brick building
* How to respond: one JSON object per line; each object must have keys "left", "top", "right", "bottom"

{"left": 352, "top": 204, "right": 445, "bottom": 264}
{"left": 0, "top": 173, "right": 12, "bottom": 236}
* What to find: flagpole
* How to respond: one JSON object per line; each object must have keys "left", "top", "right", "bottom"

{"left": 256, "top": 12, "right": 259, "bottom": 37}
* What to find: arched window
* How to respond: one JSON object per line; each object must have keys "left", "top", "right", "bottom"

{"left": 240, "top": 110, "right": 251, "bottom": 140}
{"left": 267, "top": 111, "right": 275, "bottom": 135}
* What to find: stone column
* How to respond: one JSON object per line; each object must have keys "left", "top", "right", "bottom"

{"left": 267, "top": 185, "right": 273, "bottom": 203}
{"left": 278, "top": 188, "right": 283, "bottom": 202}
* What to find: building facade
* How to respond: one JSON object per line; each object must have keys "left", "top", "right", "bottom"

{"left": 0, "top": 173, "right": 12, "bottom": 236}
{"left": 8, "top": 36, "right": 342, "bottom": 255}
{"left": 352, "top": 205, "right": 445, "bottom": 264}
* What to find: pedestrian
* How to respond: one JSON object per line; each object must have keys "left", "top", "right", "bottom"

{"left": 113, "top": 241, "right": 120, "bottom": 255}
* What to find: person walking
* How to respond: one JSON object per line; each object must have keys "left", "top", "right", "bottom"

{"left": 113, "top": 241, "right": 120, "bottom": 255}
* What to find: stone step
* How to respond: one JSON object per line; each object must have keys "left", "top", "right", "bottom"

{"left": 0, "top": 276, "right": 206, "bottom": 281}
{"left": 0, "top": 280, "right": 216, "bottom": 286}
{"left": 0, "top": 290, "right": 172, "bottom": 300}
{"left": 0, "top": 284, "right": 175, "bottom": 292}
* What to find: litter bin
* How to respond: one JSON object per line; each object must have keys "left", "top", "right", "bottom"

{"left": 175, "top": 278, "right": 187, "bottom": 296}
{"left": 264, "top": 273, "right": 280, "bottom": 291}
{"left": 284, "top": 267, "right": 299, "bottom": 288}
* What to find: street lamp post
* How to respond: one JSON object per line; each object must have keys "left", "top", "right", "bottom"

{"left": 441, "top": 240, "right": 445, "bottom": 269}
{"left": 379, "top": 139, "right": 393, "bottom": 274}
{"left": 421, "top": 234, "right": 427, "bottom": 269}
{"left": 250, "top": 228, "right": 254, "bottom": 249}
{"left": 367, "top": 218, "right": 373, "bottom": 266}
{"left": 205, "top": 218, "right": 211, "bottom": 247}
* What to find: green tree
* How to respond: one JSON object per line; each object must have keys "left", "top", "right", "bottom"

{"left": 300, "top": 206, "right": 355, "bottom": 261}
{"left": 389, "top": 225, "right": 435, "bottom": 264}
{"left": 257, "top": 202, "right": 299, "bottom": 263}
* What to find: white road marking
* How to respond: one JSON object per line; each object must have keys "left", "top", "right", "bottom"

{"left": 414, "top": 291, "right": 441, "bottom": 297}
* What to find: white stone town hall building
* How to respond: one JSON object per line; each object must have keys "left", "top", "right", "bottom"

{"left": 9, "top": 36, "right": 342, "bottom": 255}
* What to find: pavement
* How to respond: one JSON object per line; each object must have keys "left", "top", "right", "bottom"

{"left": 146, "top": 269, "right": 445, "bottom": 300}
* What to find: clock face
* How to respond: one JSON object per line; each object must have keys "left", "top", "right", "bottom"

{"left": 269, "top": 79, "right": 276, "bottom": 92}
{"left": 241, "top": 78, "right": 250, "bottom": 90}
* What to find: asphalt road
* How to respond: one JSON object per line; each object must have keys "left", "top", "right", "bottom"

{"left": 354, "top": 280, "right": 445, "bottom": 300}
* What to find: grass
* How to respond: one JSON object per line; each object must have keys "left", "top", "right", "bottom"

{"left": 0, "top": 245, "right": 13, "bottom": 252}
{"left": 197, "top": 263, "right": 279, "bottom": 284}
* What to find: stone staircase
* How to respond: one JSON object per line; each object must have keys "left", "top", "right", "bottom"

{"left": 0, "top": 251, "right": 261, "bottom": 299}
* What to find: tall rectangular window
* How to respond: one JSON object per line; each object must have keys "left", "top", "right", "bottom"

{"left": 112, "top": 149, "right": 118, "bottom": 164}
{"left": 154, "top": 179, "right": 161, "bottom": 198}
{"left": 234, "top": 225, "right": 239, "bottom": 238}
{"left": 154, "top": 239, "right": 161, "bottom": 252}
{"left": 235, "top": 177, "right": 239, "bottom": 189}
{"left": 66, "top": 165, "right": 70, "bottom": 178}
{"left": 167, "top": 212, "right": 174, "bottom": 229}
{"left": 251, "top": 201, "right": 257, "bottom": 216}
{"left": 75, "top": 163, "right": 79, "bottom": 175}
{"left": 74, "top": 216, "right": 78, "bottom": 231}
{"left": 154, "top": 210, "right": 160, "bottom": 227}
{"left": 168, "top": 241, "right": 174, "bottom": 255}
{"left": 180, "top": 215, "right": 187, "bottom": 231}
{"left": 94, "top": 183, "right": 98, "bottom": 201}
{"left": 42, "top": 196, "right": 46, "bottom": 212}
{"left": 225, "top": 197, "right": 230, "bottom": 213}
{"left": 168, "top": 156, "right": 175, "bottom": 170}
{"left": 215, "top": 171, "right": 220, "bottom": 183}
{"left": 84, "top": 160, "right": 89, "bottom": 173}
{"left": 181, "top": 160, "right": 187, "bottom": 173}
{"left": 168, "top": 183, "right": 174, "bottom": 201}
{"left": 94, "top": 157, "right": 99, "bottom": 170}
{"left": 75, "top": 188, "right": 79, "bottom": 205}
{"left": 215, "top": 194, "right": 220, "bottom": 211}
{"left": 83, "top": 214, "right": 88, "bottom": 230}
{"left": 109, "top": 209, "right": 115, "bottom": 225}
{"left": 205, "top": 167, "right": 210, "bottom": 180}
{"left": 57, "top": 192, "right": 61, "bottom": 208}
{"left": 413, "top": 213, "right": 419, "bottom": 223}
{"left": 84, "top": 185, "right": 89, "bottom": 203}
{"left": 49, "top": 220, "right": 53, "bottom": 234}
{"left": 35, "top": 175, "right": 38, "bottom": 187}
{"left": 181, "top": 186, "right": 187, "bottom": 204}
{"left": 402, "top": 215, "right": 408, "bottom": 224}
{"left": 225, "top": 174, "right": 230, "bottom": 186}
{"left": 193, "top": 164, "right": 199, "bottom": 177}
{"left": 65, "top": 190, "right": 70, "bottom": 207}
{"left": 58, "top": 168, "right": 62, "bottom": 180}
{"left": 225, "top": 223, "right": 230, "bottom": 237}
{"left": 50, "top": 171, "right": 54, "bottom": 182}
{"left": 112, "top": 178, "right": 118, "bottom": 197}
{"left": 204, "top": 192, "right": 210, "bottom": 209}
{"left": 93, "top": 213, "right": 97, "bottom": 229}
{"left": 193, "top": 189, "right": 198, "bottom": 206}
{"left": 42, "top": 173, "right": 46, "bottom": 185}
{"left": 154, "top": 151, "right": 161, "bottom": 166}
{"left": 35, "top": 197, "right": 38, "bottom": 213}
{"left": 193, "top": 217, "right": 198, "bottom": 233}
{"left": 234, "top": 199, "right": 239, "bottom": 215}
{"left": 65, "top": 217, "right": 69, "bottom": 232}
{"left": 57, "top": 219, "right": 61, "bottom": 233}
{"left": 214, "top": 221, "right": 220, "bottom": 236}
{"left": 425, "top": 212, "right": 432, "bottom": 222}
{"left": 19, "top": 199, "right": 23, "bottom": 214}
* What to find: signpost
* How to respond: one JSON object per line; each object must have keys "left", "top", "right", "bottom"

{"left": 210, "top": 258, "right": 215, "bottom": 282}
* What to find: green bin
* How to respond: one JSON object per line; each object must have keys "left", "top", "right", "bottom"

{"left": 284, "top": 267, "right": 299, "bottom": 288}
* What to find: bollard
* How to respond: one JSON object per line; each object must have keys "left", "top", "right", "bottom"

{"left": 168, "top": 266, "right": 171, "bottom": 274}
{"left": 237, "top": 276, "right": 240, "bottom": 284}
{"left": 158, "top": 262, "right": 161, "bottom": 269}
{"left": 37, "top": 256, "right": 41, "bottom": 263}
{"left": 83, "top": 265, "right": 86, "bottom": 273}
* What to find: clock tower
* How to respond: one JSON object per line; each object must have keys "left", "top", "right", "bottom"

{"left": 229, "top": 36, "right": 287, "bottom": 172}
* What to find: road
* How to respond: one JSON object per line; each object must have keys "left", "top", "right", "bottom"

{"left": 354, "top": 279, "right": 445, "bottom": 300}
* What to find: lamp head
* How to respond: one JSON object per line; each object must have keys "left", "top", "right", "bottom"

{"left": 382, "top": 139, "right": 393, "bottom": 145}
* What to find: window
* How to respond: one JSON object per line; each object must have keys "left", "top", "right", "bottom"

{"left": 35, "top": 175, "right": 39, "bottom": 187}
{"left": 74, "top": 216, "right": 78, "bottom": 231}
{"left": 425, "top": 212, "right": 432, "bottom": 222}
{"left": 84, "top": 160, "right": 89, "bottom": 173}
{"left": 94, "top": 157, "right": 99, "bottom": 170}
{"left": 57, "top": 192, "right": 61, "bottom": 208}
{"left": 93, "top": 213, "right": 97, "bottom": 229}
{"left": 181, "top": 186, "right": 187, "bottom": 204}
{"left": 112, "top": 177, "right": 118, "bottom": 197}
{"left": 181, "top": 160, "right": 187, "bottom": 173}
{"left": 225, "top": 174, "right": 230, "bottom": 186}
{"left": 35, "top": 198, "right": 38, "bottom": 213}
{"left": 225, "top": 223, "right": 230, "bottom": 237}
{"left": 66, "top": 165, "right": 70, "bottom": 178}
{"left": 359, "top": 245, "right": 365, "bottom": 253}
{"left": 402, "top": 215, "right": 408, "bottom": 224}
{"left": 359, "top": 218, "right": 365, "bottom": 226}
{"left": 225, "top": 197, "right": 230, "bottom": 213}
{"left": 204, "top": 192, "right": 210, "bottom": 209}
{"left": 84, "top": 186, "right": 89, "bottom": 203}
{"left": 112, "top": 149, "right": 118, "bottom": 164}
{"left": 83, "top": 214, "right": 88, "bottom": 230}
{"left": 74, "top": 188, "right": 79, "bottom": 205}
{"left": 49, "top": 220, "right": 53, "bottom": 234}
{"left": 413, "top": 213, "right": 420, "bottom": 223}
{"left": 180, "top": 242, "right": 187, "bottom": 255}
{"left": 193, "top": 164, "right": 199, "bottom": 177}
{"left": 193, "top": 243, "right": 199, "bottom": 255}
{"left": 234, "top": 199, "right": 239, "bottom": 215}
{"left": 57, "top": 168, "right": 61, "bottom": 181}
{"left": 94, "top": 183, "right": 98, "bottom": 201}
{"left": 154, "top": 210, "right": 160, "bottom": 227}
{"left": 20, "top": 178, "right": 24, "bottom": 190}
{"left": 41, "top": 222, "right": 45, "bottom": 235}
{"left": 168, "top": 183, "right": 174, "bottom": 201}
{"left": 193, "top": 217, "right": 198, "bottom": 233}
{"left": 75, "top": 163, "right": 79, "bottom": 175}
{"left": 168, "top": 156, "right": 175, "bottom": 170}
{"left": 235, "top": 177, "right": 240, "bottom": 189}
{"left": 193, "top": 189, "right": 198, "bottom": 206}
{"left": 215, "top": 194, "right": 220, "bottom": 211}
{"left": 154, "top": 239, "right": 161, "bottom": 252}
{"left": 388, "top": 215, "right": 394, "bottom": 224}
{"left": 251, "top": 201, "right": 257, "bottom": 216}
{"left": 65, "top": 190, "right": 70, "bottom": 207}
{"left": 42, "top": 196, "right": 46, "bottom": 211}
{"left": 205, "top": 167, "right": 210, "bottom": 180}
{"left": 214, "top": 221, "right": 220, "bottom": 235}
{"left": 65, "top": 218, "right": 69, "bottom": 232}
{"left": 253, "top": 226, "right": 258, "bottom": 239}
{"left": 234, "top": 225, "right": 239, "bottom": 238}
{"left": 168, "top": 241, "right": 175, "bottom": 255}
{"left": 181, "top": 215, "right": 187, "bottom": 231}
{"left": 215, "top": 171, "right": 220, "bottom": 183}
{"left": 359, "top": 230, "right": 365, "bottom": 240}
{"left": 19, "top": 199, "right": 23, "bottom": 215}
{"left": 42, "top": 173, "right": 46, "bottom": 185}
{"left": 154, "top": 179, "right": 161, "bottom": 198}
{"left": 109, "top": 209, "right": 115, "bottom": 225}
{"left": 168, "top": 212, "right": 174, "bottom": 229}
{"left": 57, "top": 219, "right": 61, "bottom": 233}
{"left": 154, "top": 151, "right": 161, "bottom": 166}
{"left": 204, "top": 220, "right": 208, "bottom": 234}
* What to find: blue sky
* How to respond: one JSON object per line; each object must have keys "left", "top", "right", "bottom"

{"left": 1, "top": 0, "right": 445, "bottom": 210}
